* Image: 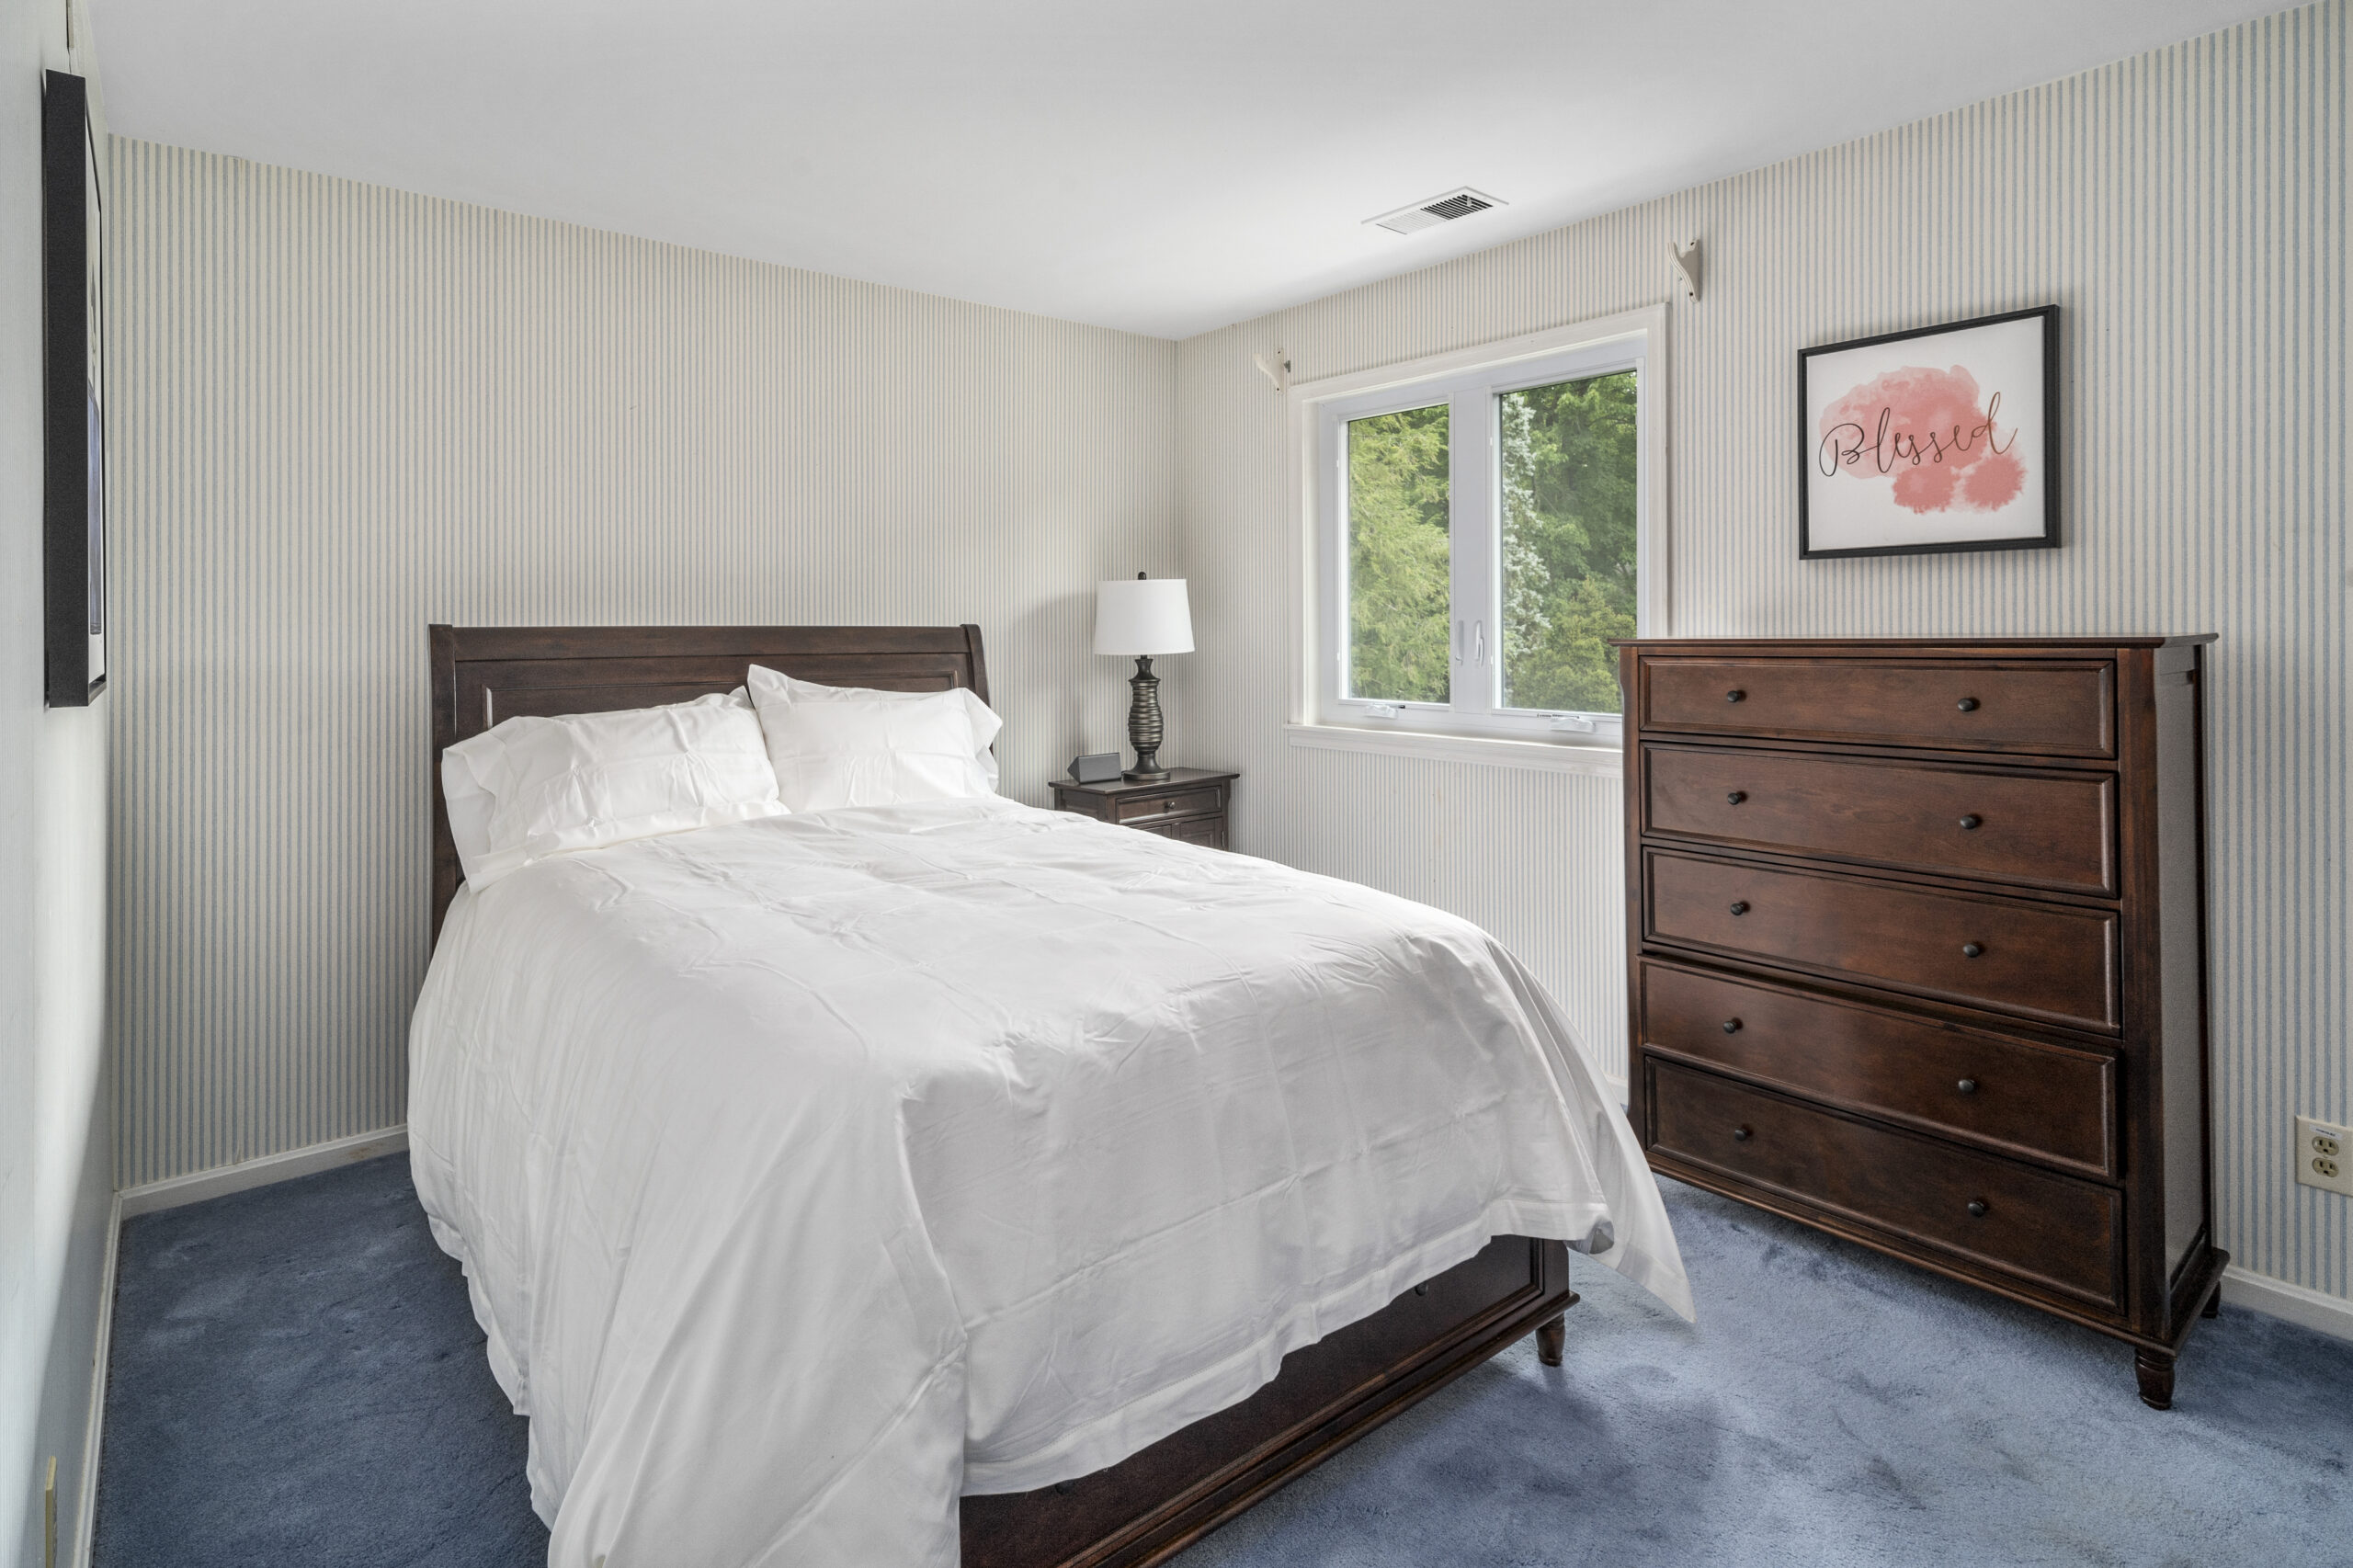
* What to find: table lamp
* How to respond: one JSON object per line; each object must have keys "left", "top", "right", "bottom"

{"left": 1094, "top": 574, "right": 1193, "bottom": 781}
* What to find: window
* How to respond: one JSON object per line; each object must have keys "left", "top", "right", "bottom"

{"left": 1298, "top": 309, "right": 1664, "bottom": 764}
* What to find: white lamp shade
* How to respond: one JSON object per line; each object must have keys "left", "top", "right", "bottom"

{"left": 1094, "top": 578, "right": 1195, "bottom": 656}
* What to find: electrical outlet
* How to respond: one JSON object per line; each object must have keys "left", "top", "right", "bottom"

{"left": 2297, "top": 1115, "right": 2353, "bottom": 1197}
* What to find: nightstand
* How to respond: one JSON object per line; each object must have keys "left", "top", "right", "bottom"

{"left": 1050, "top": 767, "right": 1236, "bottom": 849}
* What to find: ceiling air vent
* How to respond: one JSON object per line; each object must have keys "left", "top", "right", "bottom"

{"left": 1368, "top": 187, "right": 1505, "bottom": 236}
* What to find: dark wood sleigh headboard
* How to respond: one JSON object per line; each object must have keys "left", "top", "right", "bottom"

{"left": 427, "top": 623, "right": 990, "bottom": 940}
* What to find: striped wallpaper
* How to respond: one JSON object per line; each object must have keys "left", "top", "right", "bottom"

{"left": 105, "top": 142, "right": 1180, "bottom": 1187}
{"left": 1176, "top": 2, "right": 2350, "bottom": 1301}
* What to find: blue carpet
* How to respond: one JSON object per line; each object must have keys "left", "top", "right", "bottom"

{"left": 95, "top": 1155, "right": 2352, "bottom": 1567}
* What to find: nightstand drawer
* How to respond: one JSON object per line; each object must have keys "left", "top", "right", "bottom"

{"left": 1141, "top": 816, "right": 1228, "bottom": 849}
{"left": 1643, "top": 849, "right": 2119, "bottom": 1032}
{"left": 1640, "top": 658, "right": 2115, "bottom": 757}
{"left": 1638, "top": 960, "right": 2116, "bottom": 1176}
{"left": 1643, "top": 744, "right": 2117, "bottom": 896}
{"left": 1114, "top": 783, "right": 1224, "bottom": 824}
{"left": 1647, "top": 1060, "right": 2122, "bottom": 1308}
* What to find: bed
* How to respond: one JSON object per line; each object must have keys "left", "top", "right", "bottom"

{"left": 412, "top": 622, "right": 1690, "bottom": 1568}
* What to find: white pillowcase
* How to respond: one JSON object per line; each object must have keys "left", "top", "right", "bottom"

{"left": 442, "top": 689, "right": 787, "bottom": 888}
{"left": 745, "top": 665, "right": 1002, "bottom": 812}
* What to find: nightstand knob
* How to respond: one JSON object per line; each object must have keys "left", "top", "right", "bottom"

{"left": 1959, "top": 813, "right": 1983, "bottom": 830}
{"left": 1961, "top": 942, "right": 1984, "bottom": 958}
{"left": 1956, "top": 697, "right": 1981, "bottom": 711}
{"left": 1957, "top": 1077, "right": 1980, "bottom": 1096}
{"left": 1967, "top": 1199, "right": 1989, "bottom": 1218}
{"left": 1725, "top": 790, "right": 1746, "bottom": 805}
{"left": 1725, "top": 688, "right": 1746, "bottom": 703}
{"left": 1732, "top": 1125, "right": 1753, "bottom": 1142}
{"left": 1162, "top": 799, "right": 1175, "bottom": 812}
{"left": 1722, "top": 1017, "right": 1743, "bottom": 1034}
{"left": 1728, "top": 901, "right": 1750, "bottom": 916}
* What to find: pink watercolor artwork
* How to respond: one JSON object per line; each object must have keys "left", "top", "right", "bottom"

{"left": 1800, "top": 308, "right": 2054, "bottom": 558}
{"left": 1816, "top": 365, "right": 2027, "bottom": 515}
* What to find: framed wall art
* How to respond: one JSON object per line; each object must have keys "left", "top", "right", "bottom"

{"left": 43, "top": 68, "right": 106, "bottom": 706}
{"left": 1799, "top": 305, "right": 2058, "bottom": 561}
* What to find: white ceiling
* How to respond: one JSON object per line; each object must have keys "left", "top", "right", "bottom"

{"left": 90, "top": 0, "right": 2286, "bottom": 339}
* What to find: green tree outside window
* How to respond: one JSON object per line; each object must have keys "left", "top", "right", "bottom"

{"left": 1500, "top": 370, "right": 1638, "bottom": 714}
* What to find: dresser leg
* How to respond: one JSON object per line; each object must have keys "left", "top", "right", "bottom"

{"left": 2201, "top": 1290, "right": 2222, "bottom": 1319}
{"left": 1536, "top": 1313, "right": 1568, "bottom": 1367}
{"left": 2133, "top": 1348, "right": 2177, "bottom": 1410}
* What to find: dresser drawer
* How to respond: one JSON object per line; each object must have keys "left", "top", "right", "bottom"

{"left": 1640, "top": 658, "right": 2115, "bottom": 757}
{"left": 1114, "top": 783, "right": 1225, "bottom": 824}
{"left": 1646, "top": 1060, "right": 2122, "bottom": 1307}
{"left": 1638, "top": 961, "right": 2117, "bottom": 1176}
{"left": 1643, "top": 744, "right": 2117, "bottom": 895}
{"left": 1643, "top": 850, "right": 2119, "bottom": 1032}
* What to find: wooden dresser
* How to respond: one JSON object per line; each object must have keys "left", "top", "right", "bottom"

{"left": 1617, "top": 638, "right": 2222, "bottom": 1407}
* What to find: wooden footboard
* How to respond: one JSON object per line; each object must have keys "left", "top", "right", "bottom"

{"left": 961, "top": 1235, "right": 1576, "bottom": 1568}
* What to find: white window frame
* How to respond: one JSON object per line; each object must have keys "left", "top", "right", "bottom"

{"left": 1285, "top": 305, "right": 1668, "bottom": 774}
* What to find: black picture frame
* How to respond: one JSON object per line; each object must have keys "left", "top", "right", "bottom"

{"left": 43, "top": 68, "right": 105, "bottom": 707}
{"left": 1798, "top": 304, "right": 2060, "bottom": 561}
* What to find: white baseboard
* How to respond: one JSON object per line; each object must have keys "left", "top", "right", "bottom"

{"left": 118, "top": 1126, "right": 409, "bottom": 1219}
{"left": 2221, "top": 1263, "right": 2353, "bottom": 1343}
{"left": 71, "top": 1193, "right": 119, "bottom": 1568}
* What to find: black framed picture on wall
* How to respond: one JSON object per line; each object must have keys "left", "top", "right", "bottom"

{"left": 43, "top": 68, "right": 106, "bottom": 706}
{"left": 1798, "top": 305, "right": 2059, "bottom": 561}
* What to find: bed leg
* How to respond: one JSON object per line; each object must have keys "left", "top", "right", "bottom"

{"left": 1536, "top": 1313, "right": 1567, "bottom": 1367}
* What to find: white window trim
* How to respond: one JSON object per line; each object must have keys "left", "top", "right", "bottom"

{"left": 1284, "top": 305, "right": 1669, "bottom": 774}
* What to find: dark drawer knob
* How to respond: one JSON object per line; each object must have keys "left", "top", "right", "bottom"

{"left": 1957, "top": 1077, "right": 1979, "bottom": 1095}
{"left": 1732, "top": 1125, "right": 1753, "bottom": 1142}
{"left": 1415, "top": 1282, "right": 1429, "bottom": 1296}
{"left": 1722, "top": 1017, "right": 1743, "bottom": 1034}
{"left": 1725, "top": 790, "right": 1746, "bottom": 804}
{"left": 1967, "top": 1199, "right": 1989, "bottom": 1218}
{"left": 1961, "top": 942, "right": 1985, "bottom": 958}
{"left": 1956, "top": 697, "right": 1980, "bottom": 711}
{"left": 1728, "top": 901, "right": 1750, "bottom": 916}
{"left": 1959, "top": 813, "right": 1983, "bottom": 830}
{"left": 1725, "top": 688, "right": 1746, "bottom": 703}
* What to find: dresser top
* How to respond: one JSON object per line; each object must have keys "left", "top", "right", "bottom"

{"left": 1612, "top": 634, "right": 2217, "bottom": 650}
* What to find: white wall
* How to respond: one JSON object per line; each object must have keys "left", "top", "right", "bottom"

{"left": 102, "top": 142, "right": 1183, "bottom": 1189}
{"left": 1, "top": 1, "right": 114, "bottom": 1563}
{"left": 1177, "top": 1, "right": 2350, "bottom": 1304}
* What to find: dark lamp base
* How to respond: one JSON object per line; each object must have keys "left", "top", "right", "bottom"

{"left": 1123, "top": 654, "right": 1171, "bottom": 784}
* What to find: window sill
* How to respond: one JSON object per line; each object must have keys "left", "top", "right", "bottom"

{"left": 1284, "top": 722, "right": 1624, "bottom": 777}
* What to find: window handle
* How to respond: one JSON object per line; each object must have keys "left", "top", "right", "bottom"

{"left": 1452, "top": 619, "right": 1464, "bottom": 666}
{"left": 1472, "top": 620, "right": 1485, "bottom": 664}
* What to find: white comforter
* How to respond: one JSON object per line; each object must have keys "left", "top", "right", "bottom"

{"left": 408, "top": 798, "right": 1690, "bottom": 1568}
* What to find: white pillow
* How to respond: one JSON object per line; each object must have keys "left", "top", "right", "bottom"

{"left": 441, "top": 689, "right": 786, "bottom": 888}
{"left": 745, "top": 665, "right": 1001, "bottom": 812}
